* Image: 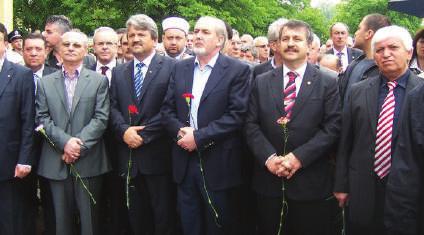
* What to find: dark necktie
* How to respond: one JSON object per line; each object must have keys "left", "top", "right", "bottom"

{"left": 134, "top": 62, "right": 145, "bottom": 99}
{"left": 283, "top": 71, "right": 297, "bottom": 119}
{"left": 100, "top": 66, "right": 108, "bottom": 75}
{"left": 336, "top": 52, "right": 344, "bottom": 69}
{"left": 374, "top": 81, "right": 397, "bottom": 178}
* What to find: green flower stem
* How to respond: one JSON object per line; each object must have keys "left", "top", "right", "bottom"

{"left": 198, "top": 152, "right": 221, "bottom": 228}
{"left": 342, "top": 207, "right": 346, "bottom": 235}
{"left": 277, "top": 124, "right": 289, "bottom": 235}
{"left": 37, "top": 127, "right": 97, "bottom": 206}
{"left": 70, "top": 164, "right": 96, "bottom": 205}
{"left": 126, "top": 149, "right": 132, "bottom": 208}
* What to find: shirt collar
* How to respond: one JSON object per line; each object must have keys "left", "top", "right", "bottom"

{"left": 96, "top": 59, "right": 117, "bottom": 71}
{"left": 282, "top": 62, "right": 308, "bottom": 78}
{"left": 62, "top": 64, "right": 83, "bottom": 79}
{"left": 194, "top": 52, "right": 220, "bottom": 69}
{"left": 271, "top": 57, "right": 277, "bottom": 69}
{"left": 410, "top": 58, "right": 423, "bottom": 73}
{"left": 334, "top": 46, "right": 348, "bottom": 55}
{"left": 0, "top": 54, "right": 4, "bottom": 72}
{"left": 380, "top": 69, "right": 410, "bottom": 89}
{"left": 34, "top": 65, "right": 45, "bottom": 78}
{"left": 134, "top": 51, "right": 155, "bottom": 69}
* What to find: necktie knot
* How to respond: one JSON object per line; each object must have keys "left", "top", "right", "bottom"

{"left": 100, "top": 66, "right": 108, "bottom": 75}
{"left": 287, "top": 71, "right": 297, "bottom": 82}
{"left": 136, "top": 62, "right": 144, "bottom": 69}
{"left": 336, "top": 52, "right": 343, "bottom": 57}
{"left": 387, "top": 81, "right": 397, "bottom": 91}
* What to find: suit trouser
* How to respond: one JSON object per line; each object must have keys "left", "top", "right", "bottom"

{"left": 0, "top": 178, "right": 34, "bottom": 235}
{"left": 49, "top": 174, "right": 103, "bottom": 235}
{"left": 177, "top": 156, "right": 238, "bottom": 235}
{"left": 128, "top": 173, "right": 176, "bottom": 235}
{"left": 346, "top": 175, "right": 388, "bottom": 235}
{"left": 256, "top": 193, "right": 339, "bottom": 235}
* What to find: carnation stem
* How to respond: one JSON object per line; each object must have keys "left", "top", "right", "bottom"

{"left": 70, "top": 164, "right": 96, "bottom": 204}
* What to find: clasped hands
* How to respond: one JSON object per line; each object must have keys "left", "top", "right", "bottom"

{"left": 62, "top": 137, "right": 85, "bottom": 164}
{"left": 177, "top": 127, "right": 197, "bottom": 152}
{"left": 123, "top": 126, "right": 145, "bottom": 149}
{"left": 266, "top": 152, "right": 302, "bottom": 179}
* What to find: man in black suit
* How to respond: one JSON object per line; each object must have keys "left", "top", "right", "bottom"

{"left": 109, "top": 14, "right": 176, "bottom": 235}
{"left": 161, "top": 16, "right": 250, "bottom": 235}
{"left": 338, "top": 14, "right": 391, "bottom": 103}
{"left": 334, "top": 25, "right": 423, "bottom": 234}
{"left": 91, "top": 26, "right": 129, "bottom": 235}
{"left": 0, "top": 22, "right": 35, "bottom": 235}
{"left": 42, "top": 15, "right": 95, "bottom": 69}
{"left": 326, "top": 22, "right": 362, "bottom": 72}
{"left": 22, "top": 32, "right": 57, "bottom": 235}
{"left": 252, "top": 18, "right": 287, "bottom": 81}
{"left": 245, "top": 20, "right": 341, "bottom": 235}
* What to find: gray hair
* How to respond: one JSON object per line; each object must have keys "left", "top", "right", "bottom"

{"left": 254, "top": 36, "right": 268, "bottom": 45}
{"left": 126, "top": 14, "right": 158, "bottom": 40}
{"left": 93, "top": 26, "right": 119, "bottom": 43}
{"left": 312, "top": 33, "right": 320, "bottom": 47}
{"left": 232, "top": 29, "right": 240, "bottom": 38}
{"left": 371, "top": 25, "right": 413, "bottom": 53}
{"left": 196, "top": 16, "right": 228, "bottom": 48}
{"left": 45, "top": 15, "right": 72, "bottom": 34}
{"left": 267, "top": 18, "right": 288, "bottom": 42}
{"left": 62, "top": 31, "right": 89, "bottom": 47}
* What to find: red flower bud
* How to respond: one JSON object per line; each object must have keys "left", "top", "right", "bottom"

{"left": 128, "top": 105, "right": 139, "bottom": 114}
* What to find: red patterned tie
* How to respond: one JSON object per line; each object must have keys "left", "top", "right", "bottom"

{"left": 284, "top": 71, "right": 297, "bottom": 119}
{"left": 374, "top": 81, "right": 397, "bottom": 178}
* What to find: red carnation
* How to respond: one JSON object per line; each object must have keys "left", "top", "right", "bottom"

{"left": 128, "top": 105, "right": 138, "bottom": 114}
{"left": 182, "top": 93, "right": 194, "bottom": 99}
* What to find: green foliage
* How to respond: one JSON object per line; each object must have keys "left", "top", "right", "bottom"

{"left": 333, "top": 0, "right": 422, "bottom": 37}
{"left": 12, "top": 0, "right": 422, "bottom": 42}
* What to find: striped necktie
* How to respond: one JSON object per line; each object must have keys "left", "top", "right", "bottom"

{"left": 283, "top": 71, "right": 297, "bottom": 119}
{"left": 374, "top": 81, "right": 397, "bottom": 178}
{"left": 134, "top": 62, "right": 145, "bottom": 99}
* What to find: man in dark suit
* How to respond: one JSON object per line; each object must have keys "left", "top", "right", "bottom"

{"left": 326, "top": 22, "right": 362, "bottom": 72}
{"left": 22, "top": 32, "right": 57, "bottom": 235}
{"left": 245, "top": 20, "right": 341, "bottom": 235}
{"left": 334, "top": 25, "right": 423, "bottom": 234}
{"left": 0, "top": 23, "right": 35, "bottom": 235}
{"left": 42, "top": 15, "right": 95, "bottom": 69}
{"left": 109, "top": 14, "right": 176, "bottom": 235}
{"left": 91, "top": 26, "right": 129, "bottom": 235}
{"left": 36, "top": 31, "right": 110, "bottom": 235}
{"left": 385, "top": 83, "right": 424, "bottom": 235}
{"left": 338, "top": 14, "right": 391, "bottom": 103}
{"left": 161, "top": 16, "right": 250, "bottom": 235}
{"left": 252, "top": 18, "right": 287, "bottom": 81}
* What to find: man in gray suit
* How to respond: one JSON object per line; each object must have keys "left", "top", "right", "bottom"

{"left": 36, "top": 31, "right": 110, "bottom": 235}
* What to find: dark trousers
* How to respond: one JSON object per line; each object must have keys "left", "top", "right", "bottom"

{"left": 39, "top": 176, "right": 56, "bottom": 235}
{"left": 128, "top": 173, "right": 176, "bottom": 235}
{"left": 257, "top": 193, "right": 338, "bottom": 235}
{"left": 346, "top": 176, "right": 388, "bottom": 235}
{"left": 0, "top": 178, "right": 37, "bottom": 235}
{"left": 178, "top": 156, "right": 238, "bottom": 235}
{"left": 49, "top": 175, "right": 103, "bottom": 235}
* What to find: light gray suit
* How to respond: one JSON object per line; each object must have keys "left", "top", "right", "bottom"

{"left": 36, "top": 67, "right": 110, "bottom": 235}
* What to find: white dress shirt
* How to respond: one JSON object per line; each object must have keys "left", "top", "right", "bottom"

{"left": 190, "top": 52, "right": 220, "bottom": 129}
{"left": 96, "top": 59, "right": 117, "bottom": 85}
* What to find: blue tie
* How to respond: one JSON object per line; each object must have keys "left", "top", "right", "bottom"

{"left": 134, "top": 62, "right": 145, "bottom": 99}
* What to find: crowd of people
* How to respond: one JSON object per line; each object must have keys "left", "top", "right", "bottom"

{"left": 0, "top": 11, "right": 424, "bottom": 235}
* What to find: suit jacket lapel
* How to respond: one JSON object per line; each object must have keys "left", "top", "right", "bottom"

{"left": 366, "top": 77, "right": 380, "bottom": 134}
{"left": 200, "top": 54, "right": 227, "bottom": 103}
{"left": 124, "top": 61, "right": 138, "bottom": 105}
{"left": 0, "top": 60, "right": 13, "bottom": 98}
{"left": 393, "top": 73, "right": 420, "bottom": 138}
{"left": 184, "top": 58, "right": 195, "bottom": 94}
{"left": 138, "top": 54, "right": 161, "bottom": 103}
{"left": 53, "top": 71, "right": 69, "bottom": 114}
{"left": 268, "top": 68, "right": 284, "bottom": 116}
{"left": 290, "top": 64, "right": 318, "bottom": 120}
{"left": 70, "top": 68, "right": 91, "bottom": 115}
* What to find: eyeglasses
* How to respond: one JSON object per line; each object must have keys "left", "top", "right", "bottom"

{"left": 95, "top": 41, "right": 117, "bottom": 47}
{"left": 62, "top": 42, "right": 84, "bottom": 49}
{"left": 256, "top": 44, "right": 269, "bottom": 48}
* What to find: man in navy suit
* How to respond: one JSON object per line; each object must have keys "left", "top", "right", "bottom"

{"left": 109, "top": 14, "right": 176, "bottom": 235}
{"left": 0, "top": 22, "right": 35, "bottom": 235}
{"left": 245, "top": 20, "right": 341, "bottom": 234}
{"left": 161, "top": 16, "right": 250, "bottom": 235}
